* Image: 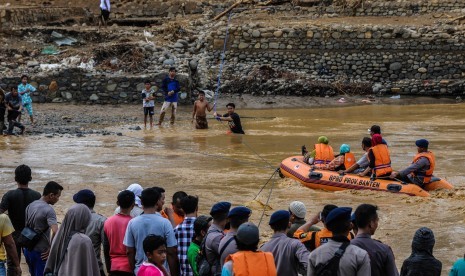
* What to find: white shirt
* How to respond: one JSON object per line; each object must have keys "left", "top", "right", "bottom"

{"left": 100, "top": 0, "right": 110, "bottom": 11}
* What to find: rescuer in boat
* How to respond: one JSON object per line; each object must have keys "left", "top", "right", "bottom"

{"left": 321, "top": 144, "right": 355, "bottom": 171}
{"left": 390, "top": 139, "right": 435, "bottom": 187}
{"left": 302, "top": 136, "right": 334, "bottom": 168}
{"left": 340, "top": 137, "right": 372, "bottom": 174}
{"left": 358, "top": 134, "right": 393, "bottom": 179}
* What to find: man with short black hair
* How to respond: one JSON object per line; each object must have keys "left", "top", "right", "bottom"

{"left": 123, "top": 188, "right": 179, "bottom": 275}
{"left": 219, "top": 206, "right": 251, "bottom": 266}
{"left": 162, "top": 191, "right": 187, "bottom": 228}
{"left": 213, "top": 103, "right": 245, "bottom": 134}
{"left": 174, "top": 195, "right": 199, "bottom": 276}
{"left": 0, "top": 164, "right": 41, "bottom": 276}
{"left": 73, "top": 189, "right": 107, "bottom": 276}
{"left": 24, "top": 181, "right": 63, "bottom": 276}
{"left": 342, "top": 137, "right": 372, "bottom": 174}
{"left": 390, "top": 139, "right": 435, "bottom": 187}
{"left": 104, "top": 190, "right": 135, "bottom": 276}
{"left": 205, "top": 201, "right": 231, "bottom": 275}
{"left": 158, "top": 67, "right": 180, "bottom": 125}
{"left": 351, "top": 204, "right": 398, "bottom": 276}
{"left": 261, "top": 210, "right": 309, "bottom": 276}
{"left": 307, "top": 207, "right": 370, "bottom": 276}
{"left": 370, "top": 125, "right": 388, "bottom": 145}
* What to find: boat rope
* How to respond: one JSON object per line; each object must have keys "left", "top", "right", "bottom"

{"left": 253, "top": 168, "right": 280, "bottom": 201}
{"left": 258, "top": 170, "right": 277, "bottom": 227}
{"left": 213, "top": 11, "right": 234, "bottom": 112}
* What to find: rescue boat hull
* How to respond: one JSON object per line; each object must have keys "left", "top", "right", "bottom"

{"left": 280, "top": 156, "right": 454, "bottom": 197}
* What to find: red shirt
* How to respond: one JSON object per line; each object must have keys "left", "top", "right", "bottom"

{"left": 104, "top": 213, "right": 132, "bottom": 272}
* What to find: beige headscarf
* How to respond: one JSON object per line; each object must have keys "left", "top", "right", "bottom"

{"left": 44, "top": 204, "right": 99, "bottom": 276}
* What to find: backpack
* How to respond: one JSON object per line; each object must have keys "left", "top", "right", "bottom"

{"left": 197, "top": 230, "right": 220, "bottom": 276}
{"left": 197, "top": 231, "right": 235, "bottom": 276}
{"left": 314, "top": 242, "right": 350, "bottom": 276}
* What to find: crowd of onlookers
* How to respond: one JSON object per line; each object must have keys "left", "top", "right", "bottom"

{"left": 1, "top": 164, "right": 465, "bottom": 276}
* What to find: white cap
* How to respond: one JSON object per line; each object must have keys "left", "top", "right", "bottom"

{"left": 289, "top": 201, "right": 306, "bottom": 219}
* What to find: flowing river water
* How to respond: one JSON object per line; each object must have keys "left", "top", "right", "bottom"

{"left": 1, "top": 102, "right": 465, "bottom": 274}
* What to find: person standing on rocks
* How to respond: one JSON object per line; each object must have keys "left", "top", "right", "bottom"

{"left": 17, "top": 75, "right": 35, "bottom": 125}
{"left": 158, "top": 67, "right": 180, "bottom": 126}
{"left": 192, "top": 91, "right": 214, "bottom": 129}
{"left": 99, "top": 0, "right": 111, "bottom": 28}
{"left": 142, "top": 80, "right": 155, "bottom": 129}
{"left": 0, "top": 88, "right": 6, "bottom": 134}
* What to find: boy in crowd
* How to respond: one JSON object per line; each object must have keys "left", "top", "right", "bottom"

{"left": 142, "top": 80, "right": 155, "bottom": 129}
{"left": 138, "top": 235, "right": 168, "bottom": 276}
{"left": 187, "top": 216, "right": 212, "bottom": 276}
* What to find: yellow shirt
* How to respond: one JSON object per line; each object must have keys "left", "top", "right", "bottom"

{"left": 0, "top": 214, "right": 14, "bottom": 261}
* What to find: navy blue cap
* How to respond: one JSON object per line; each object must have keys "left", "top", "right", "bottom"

{"left": 325, "top": 207, "right": 352, "bottom": 227}
{"left": 210, "top": 201, "right": 231, "bottom": 215}
{"left": 228, "top": 206, "right": 251, "bottom": 218}
{"left": 73, "top": 189, "right": 95, "bottom": 203}
{"left": 269, "top": 210, "right": 290, "bottom": 225}
{"left": 415, "top": 139, "right": 429, "bottom": 148}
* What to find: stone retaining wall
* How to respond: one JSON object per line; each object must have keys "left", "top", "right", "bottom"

{"left": 209, "top": 24, "right": 465, "bottom": 95}
{"left": 0, "top": 7, "right": 86, "bottom": 28}
{"left": 0, "top": 69, "right": 190, "bottom": 104}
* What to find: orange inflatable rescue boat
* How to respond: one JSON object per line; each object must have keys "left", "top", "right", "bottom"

{"left": 280, "top": 156, "right": 454, "bottom": 197}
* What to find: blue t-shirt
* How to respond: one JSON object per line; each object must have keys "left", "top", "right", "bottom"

{"left": 123, "top": 213, "right": 177, "bottom": 274}
{"left": 162, "top": 76, "right": 180, "bottom": 103}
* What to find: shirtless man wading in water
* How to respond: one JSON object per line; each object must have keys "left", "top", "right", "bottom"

{"left": 192, "top": 91, "right": 214, "bottom": 129}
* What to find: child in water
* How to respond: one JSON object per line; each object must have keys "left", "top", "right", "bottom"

{"left": 137, "top": 235, "right": 168, "bottom": 276}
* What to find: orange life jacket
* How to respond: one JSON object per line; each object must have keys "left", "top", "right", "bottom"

{"left": 344, "top": 152, "right": 356, "bottom": 170}
{"left": 411, "top": 151, "right": 435, "bottom": 183}
{"left": 298, "top": 228, "right": 354, "bottom": 251}
{"left": 226, "top": 251, "right": 277, "bottom": 276}
{"left": 314, "top": 144, "right": 334, "bottom": 168}
{"left": 369, "top": 144, "right": 392, "bottom": 176}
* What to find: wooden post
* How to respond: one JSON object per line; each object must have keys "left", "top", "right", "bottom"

{"left": 213, "top": 0, "right": 243, "bottom": 20}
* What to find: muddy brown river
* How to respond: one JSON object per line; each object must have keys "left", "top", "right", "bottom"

{"left": 1, "top": 102, "right": 464, "bottom": 274}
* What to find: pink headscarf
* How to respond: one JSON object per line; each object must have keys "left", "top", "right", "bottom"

{"left": 371, "top": 134, "right": 383, "bottom": 146}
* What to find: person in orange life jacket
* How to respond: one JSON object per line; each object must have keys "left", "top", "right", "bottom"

{"left": 221, "top": 222, "right": 277, "bottom": 276}
{"left": 302, "top": 136, "right": 334, "bottom": 166}
{"left": 390, "top": 139, "right": 435, "bottom": 187}
{"left": 294, "top": 204, "right": 354, "bottom": 251}
{"left": 340, "top": 137, "right": 372, "bottom": 174}
{"left": 322, "top": 144, "right": 355, "bottom": 171}
{"left": 358, "top": 134, "right": 392, "bottom": 178}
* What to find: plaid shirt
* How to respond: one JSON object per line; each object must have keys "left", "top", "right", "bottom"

{"left": 174, "top": 217, "right": 196, "bottom": 276}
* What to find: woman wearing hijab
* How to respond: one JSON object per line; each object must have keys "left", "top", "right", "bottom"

{"left": 114, "top": 183, "right": 144, "bottom": 217}
{"left": 400, "top": 227, "right": 441, "bottom": 276}
{"left": 358, "top": 134, "right": 392, "bottom": 178}
{"left": 44, "top": 204, "right": 99, "bottom": 276}
{"left": 302, "top": 136, "right": 334, "bottom": 167}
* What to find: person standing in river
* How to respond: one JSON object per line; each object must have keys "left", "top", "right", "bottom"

{"left": 192, "top": 91, "right": 214, "bottom": 129}
{"left": 158, "top": 67, "right": 180, "bottom": 125}
{"left": 213, "top": 103, "right": 245, "bottom": 134}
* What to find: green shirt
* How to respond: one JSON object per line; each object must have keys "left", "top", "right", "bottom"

{"left": 188, "top": 240, "right": 201, "bottom": 276}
